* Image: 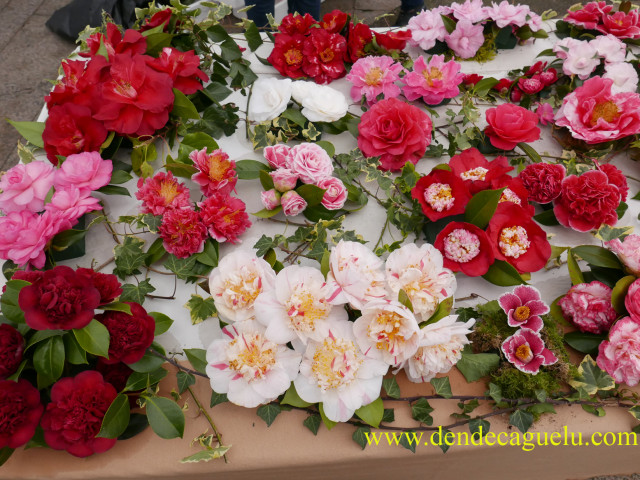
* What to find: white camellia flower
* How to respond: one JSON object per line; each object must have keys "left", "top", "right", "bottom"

{"left": 208, "top": 249, "right": 276, "bottom": 322}
{"left": 294, "top": 319, "right": 389, "bottom": 422}
{"left": 300, "top": 85, "right": 349, "bottom": 123}
{"left": 385, "top": 243, "right": 456, "bottom": 321}
{"left": 603, "top": 62, "right": 639, "bottom": 93}
{"left": 291, "top": 80, "right": 318, "bottom": 103}
{"left": 403, "top": 315, "right": 475, "bottom": 383}
{"left": 206, "top": 320, "right": 302, "bottom": 408}
{"left": 353, "top": 299, "right": 420, "bottom": 366}
{"left": 326, "top": 240, "right": 388, "bottom": 310}
{"left": 254, "top": 265, "right": 347, "bottom": 345}
{"left": 248, "top": 77, "right": 292, "bottom": 122}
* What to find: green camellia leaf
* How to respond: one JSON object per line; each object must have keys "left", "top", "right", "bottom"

{"left": 100, "top": 302, "right": 132, "bottom": 315}
{"left": 124, "top": 368, "right": 168, "bottom": 392}
{"left": 253, "top": 206, "right": 282, "bottom": 218}
{"left": 33, "top": 336, "right": 65, "bottom": 389}
{"left": 98, "top": 394, "right": 131, "bottom": 439}
{"left": 281, "top": 383, "right": 312, "bottom": 408}
{"left": 355, "top": 398, "right": 384, "bottom": 428}
{"left": 571, "top": 245, "right": 622, "bottom": 270}
{"left": 180, "top": 446, "right": 231, "bottom": 463}
{"left": 144, "top": 396, "right": 185, "bottom": 439}
{"left": 177, "top": 132, "right": 219, "bottom": 164}
{"left": 73, "top": 319, "right": 110, "bottom": 358}
{"left": 172, "top": 89, "right": 200, "bottom": 119}
{"left": 0, "top": 447, "right": 14, "bottom": 468}
{"left": 473, "top": 77, "right": 499, "bottom": 97}
{"left": 318, "top": 403, "right": 337, "bottom": 430}
{"left": 316, "top": 140, "right": 335, "bottom": 158}
{"left": 1, "top": 279, "right": 30, "bottom": 324}
{"left": 612, "top": 275, "right": 636, "bottom": 314}
{"left": 7, "top": 120, "right": 45, "bottom": 147}
{"left": 243, "top": 20, "right": 263, "bottom": 50}
{"left": 420, "top": 296, "right": 453, "bottom": 327}
{"left": 150, "top": 312, "right": 174, "bottom": 337}
{"left": 109, "top": 169, "right": 133, "bottom": 185}
{"left": 517, "top": 142, "right": 542, "bottom": 163}
{"left": 296, "top": 184, "right": 326, "bottom": 207}
{"left": 563, "top": 331, "right": 606, "bottom": 355}
{"left": 464, "top": 189, "right": 504, "bottom": 229}
{"left": 63, "top": 333, "right": 88, "bottom": 365}
{"left": 397, "top": 289, "right": 414, "bottom": 313}
{"left": 482, "top": 260, "right": 527, "bottom": 287}
{"left": 235, "top": 159, "right": 270, "bottom": 179}
{"left": 184, "top": 348, "right": 208, "bottom": 374}
{"left": 567, "top": 249, "right": 585, "bottom": 286}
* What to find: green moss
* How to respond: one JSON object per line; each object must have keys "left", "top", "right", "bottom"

{"left": 471, "top": 34, "right": 497, "bottom": 63}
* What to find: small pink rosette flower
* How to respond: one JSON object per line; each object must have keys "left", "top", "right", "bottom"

{"left": 270, "top": 168, "right": 299, "bottom": 192}
{"left": 0, "top": 162, "right": 56, "bottom": 214}
{"left": 408, "top": 10, "right": 448, "bottom": 51}
{"left": 535, "top": 103, "right": 555, "bottom": 126}
{"left": 260, "top": 189, "right": 281, "bottom": 210}
{"left": 264, "top": 145, "right": 292, "bottom": 169}
{"left": 561, "top": 41, "right": 599, "bottom": 79}
{"left": 54, "top": 152, "right": 112, "bottom": 194}
{"left": 558, "top": 281, "right": 617, "bottom": 334}
{"left": 625, "top": 279, "right": 640, "bottom": 321}
{"left": 606, "top": 234, "right": 640, "bottom": 276}
{"left": 498, "top": 285, "right": 549, "bottom": 333}
{"left": 289, "top": 143, "right": 334, "bottom": 184}
{"left": 402, "top": 55, "right": 464, "bottom": 105}
{"left": 451, "top": 0, "right": 487, "bottom": 23}
{"left": 597, "top": 317, "right": 640, "bottom": 386}
{"left": 44, "top": 187, "right": 103, "bottom": 224}
{"left": 487, "top": 0, "right": 529, "bottom": 28}
{"left": 445, "top": 20, "right": 485, "bottom": 59}
{"left": 317, "top": 177, "right": 347, "bottom": 210}
{"left": 346, "top": 56, "right": 403, "bottom": 105}
{"left": 501, "top": 328, "right": 557, "bottom": 374}
{"left": 281, "top": 190, "right": 307, "bottom": 216}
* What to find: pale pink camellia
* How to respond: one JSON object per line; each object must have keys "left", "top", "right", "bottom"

{"left": 561, "top": 41, "right": 599, "bottom": 80}
{"left": 189, "top": 147, "right": 237, "bottom": 197}
{"left": 289, "top": 143, "right": 334, "bottom": 184}
{"left": 135, "top": 171, "right": 191, "bottom": 216}
{"left": 625, "top": 279, "right": 640, "bottom": 321}
{"left": 294, "top": 319, "right": 389, "bottom": 423}
{"left": 263, "top": 145, "right": 292, "bottom": 169}
{"left": 597, "top": 317, "right": 640, "bottom": 386}
{"left": 404, "top": 315, "right": 475, "bottom": 383}
{"left": 44, "top": 187, "right": 103, "bottom": 225}
{"left": 498, "top": 285, "right": 548, "bottom": 333}
{"left": 260, "top": 189, "right": 281, "bottom": 210}
{"left": 553, "top": 37, "right": 581, "bottom": 60}
{"left": 590, "top": 34, "right": 627, "bottom": 64}
{"left": 385, "top": 243, "right": 456, "bottom": 321}
{"left": 603, "top": 62, "right": 639, "bottom": 94}
{"left": 501, "top": 328, "right": 557, "bottom": 374}
{"left": 280, "top": 190, "right": 307, "bottom": 216}
{"left": 208, "top": 249, "right": 276, "bottom": 323}
{"left": 159, "top": 207, "right": 207, "bottom": 259}
{"left": 451, "top": 0, "right": 487, "bottom": 23}
{"left": 407, "top": 9, "right": 448, "bottom": 51}
{"left": 402, "top": 55, "right": 464, "bottom": 105}
{"left": 606, "top": 234, "right": 640, "bottom": 276}
{"left": 445, "top": 20, "right": 485, "bottom": 59}
{"left": 487, "top": 1, "right": 529, "bottom": 28}
{"left": 0, "top": 161, "right": 56, "bottom": 214}
{"left": 54, "top": 152, "right": 112, "bottom": 194}
{"left": 534, "top": 102, "right": 554, "bottom": 126}
{"left": 206, "top": 320, "right": 302, "bottom": 408}
{"left": 254, "top": 265, "right": 347, "bottom": 345}
{"left": 555, "top": 76, "right": 640, "bottom": 144}
{"left": 326, "top": 240, "right": 387, "bottom": 310}
{"left": 346, "top": 56, "right": 403, "bottom": 105}
{"left": 270, "top": 168, "right": 299, "bottom": 192}
{"left": 317, "top": 176, "right": 347, "bottom": 210}
{"left": 558, "top": 281, "right": 617, "bottom": 334}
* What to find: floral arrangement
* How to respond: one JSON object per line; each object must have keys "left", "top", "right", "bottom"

{"left": 558, "top": 1, "right": 640, "bottom": 40}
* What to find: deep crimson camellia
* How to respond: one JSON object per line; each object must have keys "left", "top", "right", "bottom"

{"left": 97, "top": 302, "right": 155, "bottom": 365}
{"left": 347, "top": 22, "right": 373, "bottom": 62}
{"left": 76, "top": 268, "right": 123, "bottom": 305}
{"left": 96, "top": 359, "right": 134, "bottom": 392}
{"left": 302, "top": 28, "right": 347, "bottom": 84}
{"left": 147, "top": 47, "right": 208, "bottom": 95}
{"left": 600, "top": 163, "right": 629, "bottom": 202}
{"left": 486, "top": 203, "right": 551, "bottom": 273}
{"left": 321, "top": 10, "right": 348, "bottom": 34}
{"left": 462, "top": 73, "right": 484, "bottom": 87}
{"left": 267, "top": 33, "right": 306, "bottom": 79}
{"left": 45, "top": 57, "right": 109, "bottom": 114}
{"left": 434, "top": 221, "right": 495, "bottom": 276}
{"left": 139, "top": 8, "right": 173, "bottom": 32}
{"left": 41, "top": 371, "right": 118, "bottom": 457}
{"left": 0, "top": 380, "right": 43, "bottom": 449}
{"left": 278, "top": 13, "right": 317, "bottom": 34}
{"left": 484, "top": 104, "right": 540, "bottom": 150}
{"left": 449, "top": 148, "right": 513, "bottom": 194}
{"left": 85, "top": 23, "right": 147, "bottom": 58}
{"left": 42, "top": 103, "right": 108, "bottom": 164}
{"left": 93, "top": 52, "right": 175, "bottom": 137}
{"left": 0, "top": 325, "right": 24, "bottom": 379}
{"left": 412, "top": 169, "right": 471, "bottom": 221}
{"left": 18, "top": 265, "right": 101, "bottom": 330}
{"left": 518, "top": 163, "right": 566, "bottom": 204}
{"left": 374, "top": 30, "right": 411, "bottom": 51}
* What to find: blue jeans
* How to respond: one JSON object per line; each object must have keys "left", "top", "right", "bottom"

{"left": 244, "top": 0, "right": 321, "bottom": 28}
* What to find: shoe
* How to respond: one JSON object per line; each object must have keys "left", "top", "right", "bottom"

{"left": 394, "top": 7, "right": 420, "bottom": 26}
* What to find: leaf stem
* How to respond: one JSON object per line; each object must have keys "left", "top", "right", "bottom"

{"left": 187, "top": 386, "right": 228, "bottom": 463}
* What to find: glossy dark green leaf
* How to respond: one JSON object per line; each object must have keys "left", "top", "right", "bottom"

{"left": 98, "top": 394, "right": 131, "bottom": 438}
{"left": 144, "top": 396, "right": 185, "bottom": 439}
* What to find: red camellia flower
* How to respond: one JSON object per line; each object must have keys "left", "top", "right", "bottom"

{"left": 597, "top": 10, "right": 640, "bottom": 39}
{"left": 600, "top": 163, "right": 629, "bottom": 202}
{"left": 302, "top": 28, "right": 347, "bottom": 84}
{"left": 491, "top": 176, "right": 535, "bottom": 216}
{"left": 449, "top": 148, "right": 513, "bottom": 194}
{"left": 267, "top": 33, "right": 306, "bottom": 79}
{"left": 486, "top": 202, "right": 551, "bottom": 273}
{"left": 358, "top": 97, "right": 432, "bottom": 171}
{"left": 493, "top": 78, "right": 514, "bottom": 95}
{"left": 97, "top": 302, "right": 155, "bottom": 365}
{"left": 462, "top": 73, "right": 484, "bottom": 87}
{"left": 374, "top": 30, "right": 411, "bottom": 51}
{"left": 0, "top": 325, "right": 24, "bottom": 379}
{"left": 199, "top": 194, "right": 251, "bottom": 244}
{"left": 85, "top": 23, "right": 147, "bottom": 58}
{"left": 564, "top": 1, "right": 611, "bottom": 30}
{"left": 94, "top": 52, "right": 174, "bottom": 137}
{"left": 42, "top": 103, "right": 108, "bottom": 164}
{"left": 434, "top": 221, "right": 495, "bottom": 276}
{"left": 139, "top": 8, "right": 173, "bottom": 32}
{"left": 45, "top": 57, "right": 109, "bottom": 114}
{"left": 278, "top": 13, "right": 317, "bottom": 35}
{"left": 553, "top": 170, "right": 621, "bottom": 232}
{"left": 159, "top": 207, "right": 208, "bottom": 258}
{"left": 18, "top": 266, "right": 101, "bottom": 330}
{"left": 96, "top": 359, "right": 134, "bottom": 392}
{"left": 147, "top": 47, "right": 208, "bottom": 95}
{"left": 484, "top": 104, "right": 540, "bottom": 150}
{"left": 189, "top": 147, "right": 237, "bottom": 197}
{"left": 347, "top": 22, "right": 373, "bottom": 62}
{"left": 41, "top": 371, "right": 118, "bottom": 457}
{"left": 539, "top": 68, "right": 558, "bottom": 86}
{"left": 321, "top": 9, "right": 348, "bottom": 33}
{"left": 518, "top": 162, "right": 566, "bottom": 204}
{"left": 76, "top": 268, "right": 123, "bottom": 305}
{"left": 518, "top": 75, "right": 544, "bottom": 95}
{"left": 136, "top": 171, "right": 191, "bottom": 216}
{"left": 412, "top": 169, "right": 471, "bottom": 221}
{"left": 0, "top": 380, "right": 43, "bottom": 449}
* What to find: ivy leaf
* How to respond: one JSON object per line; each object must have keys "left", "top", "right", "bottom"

{"left": 382, "top": 377, "right": 400, "bottom": 399}
{"left": 595, "top": 224, "right": 634, "bottom": 242}
{"left": 303, "top": 414, "right": 321, "bottom": 435}
{"left": 399, "top": 431, "right": 418, "bottom": 453}
{"left": 185, "top": 295, "right": 217, "bottom": 325}
{"left": 73, "top": 319, "right": 110, "bottom": 358}
{"left": 180, "top": 446, "right": 231, "bottom": 463}
{"left": 256, "top": 403, "right": 281, "bottom": 427}
{"left": 243, "top": 20, "right": 263, "bottom": 50}
{"left": 281, "top": 383, "right": 312, "bottom": 408}
{"left": 469, "top": 418, "right": 490, "bottom": 439}
{"left": 355, "top": 398, "right": 383, "bottom": 428}
{"left": 113, "top": 236, "right": 146, "bottom": 279}
{"left": 411, "top": 398, "right": 434, "bottom": 425}
{"left": 120, "top": 280, "right": 156, "bottom": 304}
{"left": 98, "top": 394, "right": 131, "bottom": 439}
{"left": 144, "top": 396, "right": 185, "bottom": 439}
{"left": 509, "top": 409, "right": 534, "bottom": 433}
{"left": 430, "top": 377, "right": 452, "bottom": 399}
{"left": 456, "top": 346, "right": 500, "bottom": 382}
{"left": 177, "top": 371, "right": 196, "bottom": 394}
{"left": 435, "top": 428, "right": 454, "bottom": 453}
{"left": 569, "top": 355, "right": 615, "bottom": 395}
{"left": 210, "top": 391, "right": 228, "bottom": 408}
{"left": 464, "top": 189, "right": 503, "bottom": 229}
{"left": 352, "top": 426, "right": 371, "bottom": 450}
{"left": 184, "top": 348, "right": 208, "bottom": 374}
{"left": 488, "top": 383, "right": 502, "bottom": 403}
{"left": 164, "top": 255, "right": 198, "bottom": 280}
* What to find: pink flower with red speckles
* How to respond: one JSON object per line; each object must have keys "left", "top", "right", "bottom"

{"left": 499, "top": 285, "right": 549, "bottom": 332}
{"left": 501, "top": 328, "right": 557, "bottom": 374}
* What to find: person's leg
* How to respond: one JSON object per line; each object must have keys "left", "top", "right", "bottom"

{"left": 287, "top": 0, "right": 321, "bottom": 21}
{"left": 395, "top": 0, "right": 424, "bottom": 26}
{"left": 244, "top": 0, "right": 275, "bottom": 28}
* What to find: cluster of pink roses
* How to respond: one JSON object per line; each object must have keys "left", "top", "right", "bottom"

{"left": 260, "top": 143, "right": 347, "bottom": 216}
{"left": 564, "top": 1, "right": 640, "bottom": 39}
{"left": 0, "top": 152, "right": 112, "bottom": 268}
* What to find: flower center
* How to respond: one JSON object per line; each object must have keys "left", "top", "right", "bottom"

{"left": 208, "top": 154, "right": 232, "bottom": 182}
{"left": 367, "top": 311, "right": 406, "bottom": 354}
{"left": 285, "top": 287, "right": 331, "bottom": 334}
{"left": 284, "top": 48, "right": 303, "bottom": 65}
{"left": 114, "top": 81, "right": 137, "bottom": 99}
{"left": 311, "top": 337, "right": 362, "bottom": 391}
{"left": 515, "top": 344, "right": 533, "bottom": 363}
{"left": 159, "top": 181, "right": 180, "bottom": 204}
{"left": 221, "top": 270, "right": 262, "bottom": 311}
{"left": 320, "top": 47, "right": 335, "bottom": 63}
{"left": 443, "top": 228, "right": 481, "bottom": 263}
{"left": 424, "top": 183, "right": 455, "bottom": 212}
{"left": 423, "top": 67, "right": 444, "bottom": 87}
{"left": 514, "top": 305, "right": 531, "bottom": 321}
{"left": 364, "top": 67, "right": 384, "bottom": 86}
{"left": 590, "top": 100, "right": 620, "bottom": 126}
{"left": 499, "top": 188, "right": 521, "bottom": 205}
{"left": 226, "top": 332, "right": 277, "bottom": 381}
{"left": 461, "top": 167, "right": 488, "bottom": 181}
{"left": 499, "top": 226, "right": 530, "bottom": 258}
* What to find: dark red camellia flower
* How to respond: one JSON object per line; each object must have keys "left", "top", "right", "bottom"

{"left": 412, "top": 169, "right": 472, "bottom": 222}
{"left": 491, "top": 176, "right": 535, "bottom": 216}
{"left": 94, "top": 52, "right": 174, "bottom": 137}
{"left": 147, "top": 47, "right": 209, "bottom": 95}
{"left": 518, "top": 75, "right": 544, "bottom": 95}
{"left": 278, "top": 13, "right": 317, "bottom": 35}
{"left": 85, "top": 23, "right": 147, "bottom": 58}
{"left": 321, "top": 10, "right": 348, "bottom": 34}
{"left": 374, "top": 30, "right": 411, "bottom": 51}
{"left": 539, "top": 68, "right": 558, "bottom": 86}
{"left": 267, "top": 33, "right": 306, "bottom": 79}
{"left": 462, "top": 73, "right": 483, "bottom": 86}
{"left": 18, "top": 265, "right": 101, "bottom": 331}
{"left": 139, "top": 8, "right": 173, "bottom": 32}
{"left": 76, "top": 268, "right": 123, "bottom": 305}
{"left": 97, "top": 302, "right": 155, "bottom": 365}
{"left": 449, "top": 148, "right": 513, "bottom": 194}
{"left": 302, "top": 28, "right": 347, "bottom": 84}
{"left": 41, "top": 371, "right": 118, "bottom": 458}
{"left": 0, "top": 380, "right": 43, "bottom": 449}
{"left": 347, "top": 22, "right": 373, "bottom": 62}
{"left": 0, "top": 325, "right": 24, "bottom": 379}
{"left": 434, "top": 221, "right": 495, "bottom": 276}
{"left": 600, "top": 163, "right": 629, "bottom": 202}
{"left": 42, "top": 103, "right": 108, "bottom": 164}
{"left": 518, "top": 162, "right": 566, "bottom": 204}
{"left": 96, "top": 359, "right": 134, "bottom": 392}
{"left": 486, "top": 202, "right": 551, "bottom": 273}
{"left": 45, "top": 57, "right": 109, "bottom": 114}
{"left": 12, "top": 270, "right": 44, "bottom": 284}
{"left": 525, "top": 61, "right": 547, "bottom": 76}
{"left": 492, "top": 78, "right": 514, "bottom": 95}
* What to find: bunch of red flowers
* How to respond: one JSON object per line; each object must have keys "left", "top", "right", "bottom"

{"left": 490, "top": 61, "right": 559, "bottom": 103}
{"left": 564, "top": 1, "right": 640, "bottom": 39}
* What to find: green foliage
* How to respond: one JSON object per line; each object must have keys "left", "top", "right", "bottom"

{"left": 355, "top": 398, "right": 383, "bottom": 428}
{"left": 257, "top": 403, "right": 281, "bottom": 427}
{"left": 383, "top": 377, "right": 400, "bottom": 399}
{"left": 144, "top": 396, "right": 185, "bottom": 439}
{"left": 185, "top": 295, "right": 217, "bottom": 324}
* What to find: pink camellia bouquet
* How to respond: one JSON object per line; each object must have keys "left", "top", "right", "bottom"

{"left": 559, "top": 1, "right": 640, "bottom": 40}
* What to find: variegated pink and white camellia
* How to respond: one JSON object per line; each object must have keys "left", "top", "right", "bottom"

{"left": 294, "top": 319, "right": 388, "bottom": 422}
{"left": 498, "top": 285, "right": 549, "bottom": 332}
{"left": 606, "top": 234, "right": 640, "bottom": 276}
{"left": 206, "top": 320, "right": 301, "bottom": 408}
{"left": 501, "top": 328, "right": 557, "bottom": 374}
{"left": 353, "top": 300, "right": 420, "bottom": 366}
{"left": 597, "top": 317, "right": 640, "bottom": 386}
{"left": 254, "top": 265, "right": 347, "bottom": 345}
{"left": 385, "top": 243, "right": 456, "bottom": 321}
{"left": 208, "top": 249, "right": 276, "bottom": 323}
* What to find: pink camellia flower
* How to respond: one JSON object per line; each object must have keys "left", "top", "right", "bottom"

{"left": 159, "top": 207, "right": 207, "bottom": 258}
{"left": 597, "top": 10, "right": 640, "bottom": 39}
{"left": 135, "top": 171, "right": 191, "bottom": 216}
{"left": 625, "top": 279, "right": 640, "bottom": 321}
{"left": 445, "top": 20, "right": 485, "bottom": 59}
{"left": 263, "top": 145, "right": 292, "bottom": 169}
{"left": 597, "top": 317, "right": 640, "bottom": 386}
{"left": 402, "top": 55, "right": 464, "bottom": 105}
{"left": 407, "top": 9, "right": 448, "bottom": 51}
{"left": 45, "top": 187, "right": 102, "bottom": 225}
{"left": 501, "top": 328, "right": 557, "bottom": 374}
{"left": 289, "top": 143, "right": 334, "bottom": 184}
{"left": 539, "top": 68, "right": 558, "bottom": 86}
{"left": 562, "top": 41, "right": 599, "bottom": 79}
{"left": 199, "top": 193, "right": 251, "bottom": 244}
{"left": 484, "top": 103, "right": 540, "bottom": 150}
{"left": 499, "top": 285, "right": 549, "bottom": 332}
{"left": 553, "top": 37, "right": 580, "bottom": 60}
{"left": 54, "top": 152, "right": 112, "bottom": 194}
{"left": 590, "top": 34, "right": 627, "bottom": 64}
{"left": 346, "top": 56, "right": 403, "bottom": 105}
{"left": 603, "top": 62, "right": 638, "bottom": 94}
{"left": 518, "top": 76, "right": 544, "bottom": 95}
{"left": 534, "top": 102, "right": 554, "bottom": 126}
{"left": 558, "top": 281, "right": 617, "bottom": 334}
{"left": 606, "top": 234, "right": 640, "bottom": 276}
{"left": 0, "top": 162, "right": 56, "bottom": 214}
{"left": 270, "top": 168, "right": 299, "bottom": 192}
{"left": 317, "top": 177, "right": 347, "bottom": 210}
{"left": 555, "top": 76, "right": 640, "bottom": 144}
{"left": 261, "top": 189, "right": 281, "bottom": 210}
{"left": 487, "top": 1, "right": 529, "bottom": 28}
{"left": 189, "top": 148, "right": 237, "bottom": 197}
{"left": 451, "top": 0, "right": 487, "bottom": 23}
{"left": 564, "top": 1, "right": 611, "bottom": 30}
{"left": 518, "top": 162, "right": 566, "bottom": 204}
{"left": 281, "top": 190, "right": 307, "bottom": 216}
